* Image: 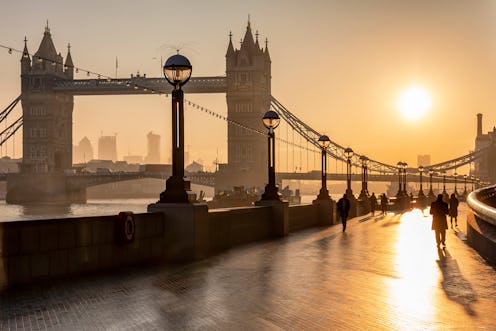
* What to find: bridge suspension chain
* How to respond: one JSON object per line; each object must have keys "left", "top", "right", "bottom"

{"left": 0, "top": 117, "right": 23, "bottom": 147}
{"left": 270, "top": 96, "right": 397, "bottom": 174}
{"left": 0, "top": 95, "right": 21, "bottom": 123}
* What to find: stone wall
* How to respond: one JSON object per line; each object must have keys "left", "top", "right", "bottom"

{"left": 289, "top": 204, "right": 320, "bottom": 232}
{"left": 1, "top": 202, "right": 329, "bottom": 289}
{"left": 466, "top": 211, "right": 496, "bottom": 264}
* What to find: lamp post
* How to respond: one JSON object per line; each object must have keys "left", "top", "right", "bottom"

{"left": 417, "top": 165, "right": 426, "bottom": 206}
{"left": 418, "top": 166, "right": 424, "bottom": 195}
{"left": 260, "top": 110, "right": 281, "bottom": 200}
{"left": 317, "top": 135, "right": 331, "bottom": 200}
{"left": 454, "top": 172, "right": 458, "bottom": 195}
{"left": 463, "top": 174, "right": 467, "bottom": 197}
{"left": 344, "top": 147, "right": 354, "bottom": 196}
{"left": 358, "top": 155, "right": 370, "bottom": 213}
{"left": 159, "top": 53, "right": 192, "bottom": 203}
{"left": 396, "top": 161, "right": 403, "bottom": 197}
{"left": 441, "top": 170, "right": 447, "bottom": 194}
{"left": 402, "top": 162, "right": 408, "bottom": 194}
{"left": 471, "top": 175, "right": 475, "bottom": 191}
{"left": 427, "top": 169, "right": 435, "bottom": 201}
{"left": 359, "top": 156, "right": 369, "bottom": 196}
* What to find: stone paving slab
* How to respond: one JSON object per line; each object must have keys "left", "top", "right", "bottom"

{"left": 1, "top": 203, "right": 496, "bottom": 330}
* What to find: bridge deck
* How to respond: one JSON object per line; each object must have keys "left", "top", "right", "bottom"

{"left": 1, "top": 204, "right": 495, "bottom": 329}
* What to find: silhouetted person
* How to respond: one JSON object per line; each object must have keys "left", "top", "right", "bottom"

{"left": 337, "top": 193, "right": 351, "bottom": 232}
{"left": 380, "top": 193, "right": 388, "bottom": 215}
{"left": 430, "top": 194, "right": 449, "bottom": 248}
{"left": 449, "top": 193, "right": 459, "bottom": 228}
{"left": 370, "top": 192, "right": 377, "bottom": 216}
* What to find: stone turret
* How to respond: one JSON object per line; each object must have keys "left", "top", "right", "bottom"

{"left": 216, "top": 20, "right": 272, "bottom": 192}
{"left": 20, "top": 37, "right": 31, "bottom": 75}
{"left": 8, "top": 24, "right": 77, "bottom": 203}
{"left": 64, "top": 44, "right": 74, "bottom": 79}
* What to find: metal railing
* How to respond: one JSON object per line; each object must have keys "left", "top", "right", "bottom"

{"left": 466, "top": 184, "right": 496, "bottom": 226}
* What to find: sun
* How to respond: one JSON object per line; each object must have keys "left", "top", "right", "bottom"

{"left": 396, "top": 85, "right": 432, "bottom": 120}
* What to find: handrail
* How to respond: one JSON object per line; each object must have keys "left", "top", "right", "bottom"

{"left": 466, "top": 184, "right": 496, "bottom": 226}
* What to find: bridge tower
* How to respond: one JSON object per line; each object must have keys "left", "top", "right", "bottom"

{"left": 215, "top": 21, "right": 272, "bottom": 192}
{"left": 7, "top": 25, "right": 78, "bottom": 203}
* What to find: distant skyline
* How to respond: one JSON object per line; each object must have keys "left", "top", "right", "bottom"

{"left": 1, "top": 1, "right": 496, "bottom": 172}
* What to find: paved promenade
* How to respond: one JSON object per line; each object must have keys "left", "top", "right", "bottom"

{"left": 1, "top": 204, "right": 496, "bottom": 330}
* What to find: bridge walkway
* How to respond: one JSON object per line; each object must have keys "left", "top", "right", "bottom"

{"left": 1, "top": 204, "right": 495, "bottom": 330}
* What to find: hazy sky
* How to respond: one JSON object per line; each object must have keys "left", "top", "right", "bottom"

{"left": 1, "top": 0, "right": 496, "bottom": 172}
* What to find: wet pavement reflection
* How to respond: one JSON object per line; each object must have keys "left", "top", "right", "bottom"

{"left": 1, "top": 204, "right": 495, "bottom": 330}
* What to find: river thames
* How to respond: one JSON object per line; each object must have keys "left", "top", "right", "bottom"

{"left": 0, "top": 195, "right": 331, "bottom": 222}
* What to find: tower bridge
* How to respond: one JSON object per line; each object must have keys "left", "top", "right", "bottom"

{"left": 0, "top": 21, "right": 494, "bottom": 203}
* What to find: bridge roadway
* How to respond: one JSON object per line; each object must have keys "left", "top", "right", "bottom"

{"left": 1, "top": 204, "right": 495, "bottom": 329}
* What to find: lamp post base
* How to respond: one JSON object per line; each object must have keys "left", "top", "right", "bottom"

{"left": 159, "top": 176, "right": 193, "bottom": 203}
{"left": 260, "top": 184, "right": 280, "bottom": 201}
{"left": 316, "top": 187, "right": 330, "bottom": 200}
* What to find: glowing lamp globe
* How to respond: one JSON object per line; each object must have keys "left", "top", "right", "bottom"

{"left": 318, "top": 135, "right": 331, "bottom": 149}
{"left": 344, "top": 147, "right": 354, "bottom": 160}
{"left": 262, "top": 110, "right": 280, "bottom": 130}
{"left": 163, "top": 54, "right": 192, "bottom": 87}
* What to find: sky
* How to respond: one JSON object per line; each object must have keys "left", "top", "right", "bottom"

{"left": 1, "top": 0, "right": 496, "bottom": 172}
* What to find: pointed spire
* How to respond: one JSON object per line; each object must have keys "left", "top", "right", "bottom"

{"left": 65, "top": 43, "right": 73, "bottom": 67}
{"left": 226, "top": 31, "right": 234, "bottom": 56}
{"left": 21, "top": 36, "right": 30, "bottom": 61}
{"left": 241, "top": 17, "right": 255, "bottom": 50}
{"left": 255, "top": 30, "right": 260, "bottom": 48}
{"left": 264, "top": 38, "right": 271, "bottom": 59}
{"left": 35, "top": 23, "right": 58, "bottom": 62}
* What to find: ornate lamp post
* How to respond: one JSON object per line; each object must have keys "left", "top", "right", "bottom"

{"left": 418, "top": 166, "right": 424, "bottom": 195}
{"left": 463, "top": 174, "right": 468, "bottom": 197}
{"left": 358, "top": 155, "right": 370, "bottom": 213}
{"left": 417, "top": 165, "right": 426, "bottom": 206}
{"left": 454, "top": 172, "right": 458, "bottom": 195}
{"left": 402, "top": 162, "right": 408, "bottom": 194}
{"left": 159, "top": 53, "right": 192, "bottom": 203}
{"left": 396, "top": 161, "right": 403, "bottom": 197}
{"left": 441, "top": 170, "right": 447, "bottom": 194}
{"left": 344, "top": 147, "right": 354, "bottom": 196}
{"left": 428, "top": 169, "right": 435, "bottom": 199}
{"left": 359, "top": 156, "right": 369, "bottom": 197}
{"left": 260, "top": 110, "right": 281, "bottom": 200}
{"left": 317, "top": 135, "right": 331, "bottom": 200}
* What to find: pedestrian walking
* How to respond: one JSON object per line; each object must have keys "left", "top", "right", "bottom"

{"left": 430, "top": 194, "right": 449, "bottom": 248}
{"left": 370, "top": 192, "right": 377, "bottom": 216}
{"left": 449, "top": 193, "right": 459, "bottom": 228}
{"left": 380, "top": 193, "right": 388, "bottom": 215}
{"left": 337, "top": 193, "right": 351, "bottom": 232}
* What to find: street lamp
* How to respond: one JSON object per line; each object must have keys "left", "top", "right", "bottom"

{"left": 418, "top": 166, "right": 424, "bottom": 195}
{"left": 260, "top": 110, "right": 281, "bottom": 200}
{"left": 397, "top": 161, "right": 403, "bottom": 197}
{"left": 402, "top": 162, "right": 408, "bottom": 194}
{"left": 441, "top": 170, "right": 447, "bottom": 194}
{"left": 428, "top": 169, "right": 434, "bottom": 195}
{"left": 344, "top": 147, "right": 354, "bottom": 196}
{"left": 463, "top": 174, "right": 467, "bottom": 195}
{"left": 159, "top": 53, "right": 192, "bottom": 203}
{"left": 317, "top": 135, "right": 331, "bottom": 200}
{"left": 359, "top": 155, "right": 369, "bottom": 197}
{"left": 454, "top": 172, "right": 458, "bottom": 195}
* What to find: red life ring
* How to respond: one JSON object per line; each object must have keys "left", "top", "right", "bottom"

{"left": 115, "top": 211, "right": 135, "bottom": 244}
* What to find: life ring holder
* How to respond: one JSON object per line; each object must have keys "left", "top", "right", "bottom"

{"left": 115, "top": 211, "right": 136, "bottom": 244}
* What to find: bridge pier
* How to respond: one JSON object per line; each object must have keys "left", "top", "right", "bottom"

{"left": 6, "top": 173, "right": 86, "bottom": 204}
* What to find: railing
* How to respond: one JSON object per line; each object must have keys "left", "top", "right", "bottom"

{"left": 466, "top": 184, "right": 496, "bottom": 226}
